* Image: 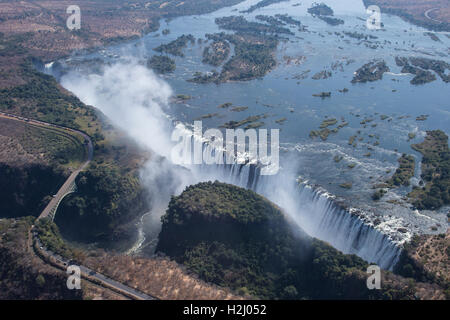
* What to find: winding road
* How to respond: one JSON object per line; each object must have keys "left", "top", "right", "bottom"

{"left": 1, "top": 111, "right": 156, "bottom": 300}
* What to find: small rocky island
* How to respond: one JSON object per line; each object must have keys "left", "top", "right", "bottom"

{"left": 352, "top": 60, "right": 390, "bottom": 83}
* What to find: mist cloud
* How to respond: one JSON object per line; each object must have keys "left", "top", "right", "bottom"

{"left": 61, "top": 61, "right": 174, "bottom": 158}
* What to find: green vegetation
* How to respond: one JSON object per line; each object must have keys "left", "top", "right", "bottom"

{"left": 409, "top": 130, "right": 450, "bottom": 210}
{"left": 218, "top": 102, "right": 233, "bottom": 109}
{"left": 320, "top": 118, "right": 337, "bottom": 128}
{"left": 372, "top": 188, "right": 387, "bottom": 201}
{"left": 339, "top": 182, "right": 353, "bottom": 189}
{"left": 312, "top": 91, "right": 331, "bottom": 98}
{"left": 396, "top": 56, "right": 449, "bottom": 84}
{"left": 202, "top": 40, "right": 231, "bottom": 66}
{"left": 231, "top": 106, "right": 248, "bottom": 112}
{"left": 147, "top": 55, "right": 176, "bottom": 74}
{"left": 57, "top": 163, "right": 149, "bottom": 243}
{"left": 416, "top": 115, "right": 429, "bottom": 121}
{"left": 35, "top": 218, "right": 75, "bottom": 260}
{"left": 156, "top": 181, "right": 423, "bottom": 299}
{"left": 0, "top": 164, "right": 67, "bottom": 218}
{"left": 242, "top": 0, "right": 289, "bottom": 14}
{"left": 275, "top": 117, "right": 287, "bottom": 124}
{"left": 176, "top": 94, "right": 192, "bottom": 101}
{"left": 352, "top": 60, "right": 389, "bottom": 83}
{"left": 386, "top": 154, "right": 415, "bottom": 187}
{"left": 221, "top": 115, "right": 266, "bottom": 129}
{"left": 154, "top": 34, "right": 195, "bottom": 57}
{"left": 308, "top": 3, "right": 334, "bottom": 16}
{"left": 309, "top": 128, "right": 330, "bottom": 141}
{"left": 0, "top": 61, "right": 98, "bottom": 132}
{"left": 317, "top": 16, "right": 344, "bottom": 26}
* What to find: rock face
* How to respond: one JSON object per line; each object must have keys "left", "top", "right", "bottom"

{"left": 156, "top": 181, "right": 433, "bottom": 299}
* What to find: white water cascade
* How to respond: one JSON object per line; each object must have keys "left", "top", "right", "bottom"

{"left": 189, "top": 150, "right": 402, "bottom": 270}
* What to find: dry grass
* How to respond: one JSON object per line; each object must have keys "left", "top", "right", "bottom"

{"left": 412, "top": 230, "right": 450, "bottom": 283}
{"left": 84, "top": 252, "right": 244, "bottom": 300}
{"left": 365, "top": 0, "right": 450, "bottom": 27}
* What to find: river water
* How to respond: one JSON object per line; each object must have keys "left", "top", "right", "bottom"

{"left": 48, "top": 0, "right": 449, "bottom": 264}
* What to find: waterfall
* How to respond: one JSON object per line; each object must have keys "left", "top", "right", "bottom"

{"left": 192, "top": 159, "right": 402, "bottom": 271}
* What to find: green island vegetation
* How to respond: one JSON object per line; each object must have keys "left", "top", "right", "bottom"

{"left": 221, "top": 114, "right": 267, "bottom": 129}
{"left": 307, "top": 3, "right": 344, "bottom": 25}
{"left": 147, "top": 55, "right": 176, "bottom": 74}
{"left": 317, "top": 16, "right": 344, "bottom": 26}
{"left": 408, "top": 130, "right": 450, "bottom": 210}
{"left": 196, "top": 113, "right": 219, "bottom": 120}
{"left": 191, "top": 24, "right": 280, "bottom": 83}
{"left": 343, "top": 31, "right": 378, "bottom": 40}
{"left": 416, "top": 114, "right": 429, "bottom": 121}
{"left": 352, "top": 60, "right": 390, "bottom": 83}
{"left": 275, "top": 14, "right": 303, "bottom": 27}
{"left": 307, "top": 3, "right": 334, "bottom": 16}
{"left": 255, "top": 15, "right": 287, "bottom": 27}
{"left": 231, "top": 106, "right": 248, "bottom": 112}
{"left": 218, "top": 102, "right": 233, "bottom": 109}
{"left": 215, "top": 15, "right": 293, "bottom": 35}
{"left": 275, "top": 117, "right": 287, "bottom": 124}
{"left": 312, "top": 70, "right": 332, "bottom": 80}
{"left": 386, "top": 154, "right": 416, "bottom": 187}
{"left": 320, "top": 118, "right": 338, "bottom": 128}
{"left": 156, "top": 181, "right": 433, "bottom": 299}
{"left": 175, "top": 94, "right": 192, "bottom": 101}
{"left": 372, "top": 188, "right": 387, "bottom": 201}
{"left": 202, "top": 40, "right": 231, "bottom": 66}
{"left": 396, "top": 56, "right": 449, "bottom": 84}
{"left": 339, "top": 182, "right": 353, "bottom": 189}
{"left": 244, "top": 122, "right": 265, "bottom": 130}
{"left": 312, "top": 91, "right": 331, "bottom": 98}
{"left": 153, "top": 34, "right": 195, "bottom": 57}
{"left": 188, "top": 70, "right": 221, "bottom": 84}
{"left": 309, "top": 118, "right": 347, "bottom": 141}
{"left": 241, "top": 0, "right": 289, "bottom": 14}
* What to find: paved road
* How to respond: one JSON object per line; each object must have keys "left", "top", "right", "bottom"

{"left": 2, "top": 111, "right": 156, "bottom": 300}
{"left": 34, "top": 236, "right": 155, "bottom": 300}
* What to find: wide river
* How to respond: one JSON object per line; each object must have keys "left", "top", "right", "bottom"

{"left": 49, "top": 0, "right": 449, "bottom": 254}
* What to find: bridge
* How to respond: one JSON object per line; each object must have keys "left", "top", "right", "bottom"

{"left": 46, "top": 180, "right": 77, "bottom": 221}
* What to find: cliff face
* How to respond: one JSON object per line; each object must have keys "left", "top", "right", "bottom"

{"left": 56, "top": 164, "right": 149, "bottom": 245}
{"left": 0, "top": 164, "right": 67, "bottom": 218}
{"left": 156, "top": 181, "right": 447, "bottom": 300}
